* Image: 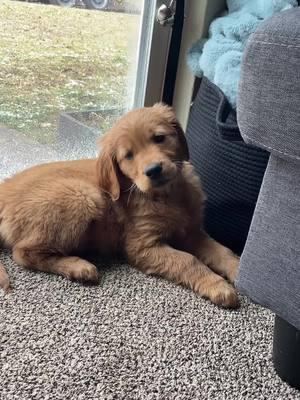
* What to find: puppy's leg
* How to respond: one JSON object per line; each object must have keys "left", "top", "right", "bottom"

{"left": 127, "top": 245, "right": 238, "bottom": 308}
{"left": 13, "top": 245, "right": 99, "bottom": 283}
{"left": 0, "top": 260, "right": 11, "bottom": 292}
{"left": 188, "top": 232, "right": 239, "bottom": 284}
{"left": 7, "top": 180, "right": 105, "bottom": 285}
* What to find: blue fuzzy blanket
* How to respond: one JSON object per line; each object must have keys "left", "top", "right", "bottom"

{"left": 187, "top": 0, "right": 298, "bottom": 108}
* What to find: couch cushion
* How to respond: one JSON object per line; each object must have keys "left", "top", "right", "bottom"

{"left": 237, "top": 8, "right": 300, "bottom": 161}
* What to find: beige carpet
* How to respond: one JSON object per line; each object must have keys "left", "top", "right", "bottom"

{"left": 1, "top": 250, "right": 299, "bottom": 400}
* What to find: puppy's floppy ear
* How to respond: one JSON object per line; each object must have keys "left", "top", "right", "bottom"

{"left": 153, "top": 102, "right": 189, "bottom": 161}
{"left": 97, "top": 143, "right": 120, "bottom": 201}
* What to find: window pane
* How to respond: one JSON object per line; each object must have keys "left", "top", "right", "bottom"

{"left": 0, "top": 0, "right": 143, "bottom": 178}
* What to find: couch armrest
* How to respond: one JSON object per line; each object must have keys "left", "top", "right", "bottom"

{"left": 236, "top": 154, "right": 300, "bottom": 330}
{"left": 237, "top": 8, "right": 300, "bottom": 161}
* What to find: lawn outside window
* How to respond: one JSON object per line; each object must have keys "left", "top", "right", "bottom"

{"left": 0, "top": 0, "right": 142, "bottom": 153}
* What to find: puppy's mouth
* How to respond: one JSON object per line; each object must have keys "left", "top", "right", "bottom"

{"left": 135, "top": 175, "right": 173, "bottom": 194}
{"left": 151, "top": 176, "right": 170, "bottom": 187}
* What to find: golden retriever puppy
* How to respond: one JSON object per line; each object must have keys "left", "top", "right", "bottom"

{"left": 0, "top": 104, "right": 239, "bottom": 307}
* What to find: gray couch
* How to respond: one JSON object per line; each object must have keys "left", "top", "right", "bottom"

{"left": 236, "top": 8, "right": 300, "bottom": 389}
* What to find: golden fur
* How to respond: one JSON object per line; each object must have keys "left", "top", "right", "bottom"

{"left": 0, "top": 104, "right": 239, "bottom": 307}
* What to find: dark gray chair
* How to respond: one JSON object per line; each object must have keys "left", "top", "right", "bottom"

{"left": 236, "top": 8, "right": 300, "bottom": 389}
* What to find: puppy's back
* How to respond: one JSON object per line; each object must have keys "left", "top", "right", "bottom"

{"left": 0, "top": 158, "right": 101, "bottom": 248}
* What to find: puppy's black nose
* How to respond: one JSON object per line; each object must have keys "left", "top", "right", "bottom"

{"left": 144, "top": 163, "right": 162, "bottom": 179}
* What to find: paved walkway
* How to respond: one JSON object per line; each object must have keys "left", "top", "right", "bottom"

{"left": 0, "top": 125, "right": 97, "bottom": 180}
{"left": 0, "top": 127, "right": 62, "bottom": 180}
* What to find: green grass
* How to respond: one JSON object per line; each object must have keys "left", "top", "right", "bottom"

{"left": 0, "top": 0, "right": 139, "bottom": 142}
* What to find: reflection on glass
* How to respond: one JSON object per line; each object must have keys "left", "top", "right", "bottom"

{"left": 0, "top": 0, "right": 142, "bottom": 177}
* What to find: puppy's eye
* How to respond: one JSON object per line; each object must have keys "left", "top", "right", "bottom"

{"left": 152, "top": 134, "right": 165, "bottom": 144}
{"left": 124, "top": 151, "right": 133, "bottom": 160}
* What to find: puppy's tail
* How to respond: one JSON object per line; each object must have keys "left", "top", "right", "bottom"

{"left": 0, "top": 250, "right": 11, "bottom": 293}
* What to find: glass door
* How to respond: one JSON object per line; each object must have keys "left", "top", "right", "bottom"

{"left": 0, "top": 0, "right": 172, "bottom": 179}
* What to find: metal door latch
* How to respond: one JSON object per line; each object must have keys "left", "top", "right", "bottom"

{"left": 156, "top": 0, "right": 176, "bottom": 26}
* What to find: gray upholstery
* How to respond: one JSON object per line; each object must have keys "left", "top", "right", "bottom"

{"left": 237, "top": 155, "right": 300, "bottom": 328}
{"left": 238, "top": 8, "right": 300, "bottom": 161}
{"left": 237, "top": 8, "right": 300, "bottom": 330}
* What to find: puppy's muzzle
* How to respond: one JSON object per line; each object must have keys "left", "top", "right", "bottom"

{"left": 144, "top": 162, "right": 170, "bottom": 187}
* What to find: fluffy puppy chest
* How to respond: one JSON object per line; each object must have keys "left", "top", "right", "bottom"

{"left": 123, "top": 189, "right": 203, "bottom": 248}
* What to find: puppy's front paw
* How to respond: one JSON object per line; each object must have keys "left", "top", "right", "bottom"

{"left": 200, "top": 277, "right": 239, "bottom": 309}
{"left": 209, "top": 280, "right": 239, "bottom": 309}
{"left": 225, "top": 255, "right": 240, "bottom": 284}
{"left": 63, "top": 258, "right": 100, "bottom": 284}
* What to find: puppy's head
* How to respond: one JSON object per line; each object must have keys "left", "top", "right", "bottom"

{"left": 97, "top": 103, "right": 189, "bottom": 200}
